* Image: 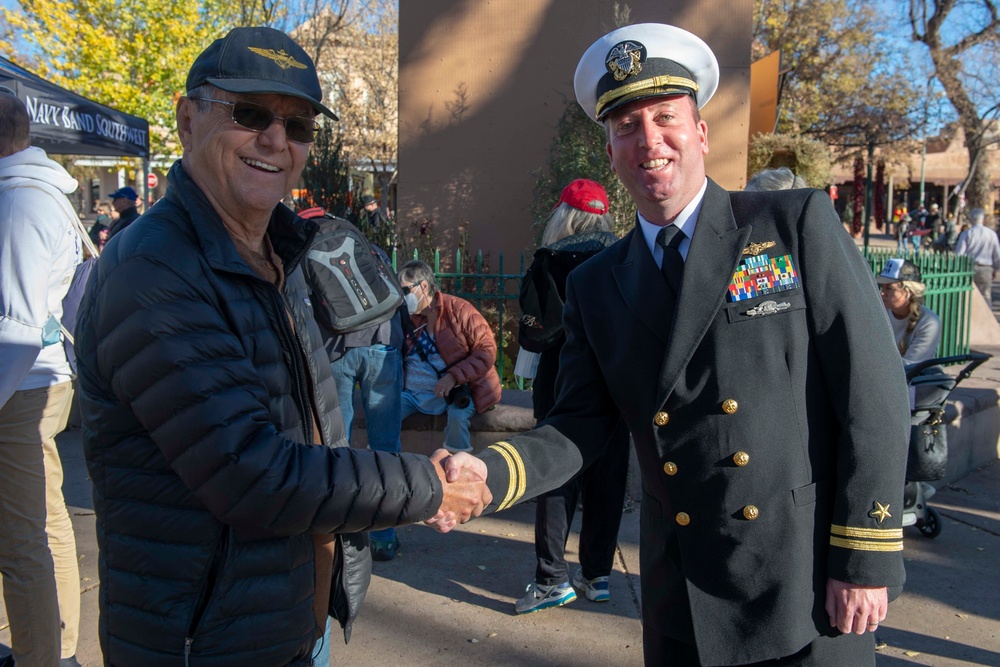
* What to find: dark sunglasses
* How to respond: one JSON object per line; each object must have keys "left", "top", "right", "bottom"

{"left": 401, "top": 283, "right": 421, "bottom": 294}
{"left": 188, "top": 97, "right": 317, "bottom": 143}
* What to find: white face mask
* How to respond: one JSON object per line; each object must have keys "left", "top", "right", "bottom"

{"left": 404, "top": 292, "right": 419, "bottom": 313}
{"left": 403, "top": 283, "right": 422, "bottom": 313}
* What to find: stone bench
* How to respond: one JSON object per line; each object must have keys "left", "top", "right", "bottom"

{"left": 348, "top": 388, "right": 538, "bottom": 457}
{"left": 936, "top": 359, "right": 1000, "bottom": 483}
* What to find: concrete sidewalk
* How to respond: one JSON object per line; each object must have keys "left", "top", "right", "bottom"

{"left": 1, "top": 428, "right": 998, "bottom": 666}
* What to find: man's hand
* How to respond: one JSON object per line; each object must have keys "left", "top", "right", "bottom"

{"left": 434, "top": 374, "right": 457, "bottom": 399}
{"left": 825, "top": 578, "right": 887, "bottom": 635}
{"left": 424, "top": 450, "right": 491, "bottom": 533}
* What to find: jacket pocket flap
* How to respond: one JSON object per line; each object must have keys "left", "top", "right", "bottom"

{"left": 725, "top": 291, "right": 806, "bottom": 324}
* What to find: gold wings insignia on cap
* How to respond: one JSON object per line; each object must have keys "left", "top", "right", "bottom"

{"left": 248, "top": 47, "right": 307, "bottom": 70}
{"left": 742, "top": 241, "right": 777, "bottom": 256}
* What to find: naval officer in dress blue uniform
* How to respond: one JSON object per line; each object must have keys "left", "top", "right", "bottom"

{"left": 443, "top": 23, "right": 910, "bottom": 666}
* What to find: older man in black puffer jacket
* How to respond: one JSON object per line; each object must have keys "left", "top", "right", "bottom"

{"left": 75, "top": 27, "right": 489, "bottom": 667}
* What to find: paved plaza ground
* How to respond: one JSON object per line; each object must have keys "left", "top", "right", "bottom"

{"left": 1, "top": 230, "right": 998, "bottom": 666}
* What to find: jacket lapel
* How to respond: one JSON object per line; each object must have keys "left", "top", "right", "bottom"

{"left": 612, "top": 226, "right": 673, "bottom": 346}
{"left": 656, "top": 180, "right": 752, "bottom": 406}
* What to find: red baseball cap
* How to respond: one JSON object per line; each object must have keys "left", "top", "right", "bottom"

{"left": 556, "top": 179, "right": 609, "bottom": 215}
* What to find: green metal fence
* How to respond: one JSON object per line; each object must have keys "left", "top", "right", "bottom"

{"left": 392, "top": 249, "right": 526, "bottom": 381}
{"left": 389, "top": 247, "right": 975, "bottom": 380}
{"left": 862, "top": 248, "right": 975, "bottom": 357}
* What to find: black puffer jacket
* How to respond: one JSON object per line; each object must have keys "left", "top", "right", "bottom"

{"left": 76, "top": 162, "right": 443, "bottom": 667}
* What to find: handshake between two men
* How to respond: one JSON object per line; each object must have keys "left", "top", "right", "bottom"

{"left": 425, "top": 450, "right": 491, "bottom": 533}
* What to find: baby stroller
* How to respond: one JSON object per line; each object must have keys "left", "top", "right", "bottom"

{"left": 902, "top": 352, "right": 991, "bottom": 538}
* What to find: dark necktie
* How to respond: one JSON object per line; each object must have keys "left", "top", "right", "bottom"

{"left": 656, "top": 224, "right": 685, "bottom": 296}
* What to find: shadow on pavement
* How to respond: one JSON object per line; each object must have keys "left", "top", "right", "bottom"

{"left": 877, "top": 627, "right": 1000, "bottom": 666}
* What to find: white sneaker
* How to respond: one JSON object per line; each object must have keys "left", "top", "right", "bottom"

{"left": 572, "top": 568, "right": 610, "bottom": 602}
{"left": 514, "top": 581, "right": 577, "bottom": 614}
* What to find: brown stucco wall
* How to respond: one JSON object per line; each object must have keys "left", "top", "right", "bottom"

{"left": 398, "top": 0, "right": 752, "bottom": 267}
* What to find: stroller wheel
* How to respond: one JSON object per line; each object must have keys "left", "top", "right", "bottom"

{"left": 918, "top": 507, "right": 943, "bottom": 539}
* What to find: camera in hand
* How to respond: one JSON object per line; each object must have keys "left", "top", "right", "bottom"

{"left": 446, "top": 383, "right": 472, "bottom": 409}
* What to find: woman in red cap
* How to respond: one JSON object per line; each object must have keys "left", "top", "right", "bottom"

{"left": 514, "top": 179, "right": 630, "bottom": 614}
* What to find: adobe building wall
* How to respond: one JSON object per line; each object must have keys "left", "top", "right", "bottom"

{"left": 398, "top": 0, "right": 752, "bottom": 266}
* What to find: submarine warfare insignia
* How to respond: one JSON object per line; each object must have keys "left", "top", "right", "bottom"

{"left": 744, "top": 300, "right": 791, "bottom": 317}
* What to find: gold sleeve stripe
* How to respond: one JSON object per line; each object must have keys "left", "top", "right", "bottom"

{"left": 830, "top": 525, "right": 904, "bottom": 540}
{"left": 830, "top": 536, "right": 903, "bottom": 552}
{"left": 492, "top": 441, "right": 526, "bottom": 510}
{"left": 488, "top": 444, "right": 518, "bottom": 511}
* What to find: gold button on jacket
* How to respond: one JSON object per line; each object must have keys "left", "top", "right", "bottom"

{"left": 722, "top": 399, "right": 739, "bottom": 414}
{"left": 733, "top": 451, "right": 750, "bottom": 467}
{"left": 743, "top": 505, "right": 759, "bottom": 521}
{"left": 654, "top": 411, "right": 669, "bottom": 426}
{"left": 675, "top": 512, "right": 690, "bottom": 526}
{"left": 663, "top": 461, "right": 678, "bottom": 476}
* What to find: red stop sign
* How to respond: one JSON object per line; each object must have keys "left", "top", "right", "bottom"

{"left": 147, "top": 173, "right": 159, "bottom": 189}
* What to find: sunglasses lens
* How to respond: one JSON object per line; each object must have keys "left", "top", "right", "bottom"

{"left": 231, "top": 102, "right": 316, "bottom": 143}
{"left": 232, "top": 102, "right": 274, "bottom": 132}
{"left": 285, "top": 116, "right": 317, "bottom": 143}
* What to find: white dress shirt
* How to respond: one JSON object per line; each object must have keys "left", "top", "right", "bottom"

{"left": 638, "top": 178, "right": 708, "bottom": 267}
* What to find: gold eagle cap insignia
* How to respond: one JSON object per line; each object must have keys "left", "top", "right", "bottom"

{"left": 247, "top": 47, "right": 307, "bottom": 70}
{"left": 742, "top": 241, "right": 777, "bottom": 256}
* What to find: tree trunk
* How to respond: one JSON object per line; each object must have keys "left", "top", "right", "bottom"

{"left": 913, "top": 0, "right": 1000, "bottom": 220}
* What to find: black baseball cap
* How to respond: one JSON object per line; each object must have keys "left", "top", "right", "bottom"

{"left": 109, "top": 186, "right": 139, "bottom": 201}
{"left": 186, "top": 26, "right": 338, "bottom": 120}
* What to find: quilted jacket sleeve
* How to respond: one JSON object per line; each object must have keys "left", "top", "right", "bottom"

{"left": 80, "top": 253, "right": 442, "bottom": 538}
{"left": 446, "top": 296, "right": 497, "bottom": 385}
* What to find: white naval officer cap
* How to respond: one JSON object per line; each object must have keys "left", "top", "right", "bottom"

{"left": 574, "top": 23, "right": 720, "bottom": 123}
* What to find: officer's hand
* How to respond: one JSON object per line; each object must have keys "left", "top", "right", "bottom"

{"left": 424, "top": 450, "right": 491, "bottom": 533}
{"left": 825, "top": 578, "right": 887, "bottom": 635}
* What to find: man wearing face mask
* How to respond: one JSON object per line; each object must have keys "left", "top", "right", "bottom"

{"left": 399, "top": 260, "right": 502, "bottom": 454}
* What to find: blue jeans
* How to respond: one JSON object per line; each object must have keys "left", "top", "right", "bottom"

{"left": 331, "top": 345, "right": 402, "bottom": 543}
{"left": 313, "top": 618, "right": 331, "bottom": 667}
{"left": 400, "top": 389, "right": 476, "bottom": 452}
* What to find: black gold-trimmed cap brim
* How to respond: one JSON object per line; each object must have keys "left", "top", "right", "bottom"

{"left": 596, "top": 74, "right": 698, "bottom": 120}
{"left": 207, "top": 77, "right": 338, "bottom": 120}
